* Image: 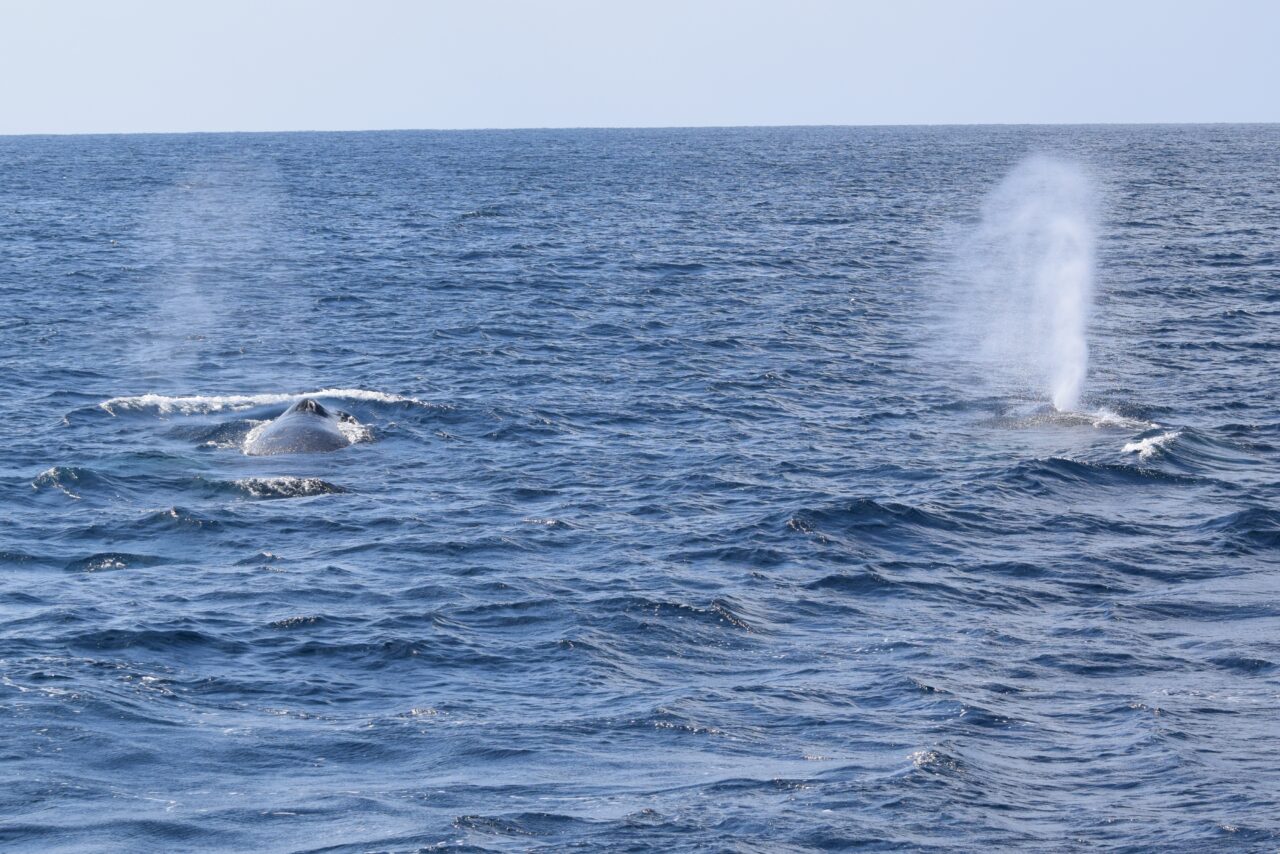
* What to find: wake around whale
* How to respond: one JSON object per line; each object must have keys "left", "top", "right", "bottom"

{"left": 243, "top": 398, "right": 353, "bottom": 456}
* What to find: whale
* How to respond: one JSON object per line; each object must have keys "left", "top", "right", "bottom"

{"left": 243, "top": 398, "right": 352, "bottom": 456}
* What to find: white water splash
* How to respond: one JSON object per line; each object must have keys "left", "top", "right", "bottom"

{"left": 234, "top": 477, "right": 347, "bottom": 499}
{"left": 1123, "top": 431, "right": 1181, "bottom": 460}
{"left": 99, "top": 388, "right": 421, "bottom": 416}
{"left": 957, "top": 156, "right": 1097, "bottom": 411}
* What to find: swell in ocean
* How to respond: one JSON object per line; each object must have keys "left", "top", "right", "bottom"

{"left": 2, "top": 125, "right": 1278, "bottom": 851}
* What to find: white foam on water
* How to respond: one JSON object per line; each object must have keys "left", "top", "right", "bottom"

{"left": 31, "top": 467, "right": 83, "bottom": 500}
{"left": 100, "top": 388, "right": 419, "bottom": 416}
{"left": 234, "top": 477, "right": 346, "bottom": 499}
{"left": 336, "top": 418, "right": 373, "bottom": 445}
{"left": 1089, "top": 408, "right": 1158, "bottom": 431}
{"left": 1123, "top": 430, "right": 1181, "bottom": 460}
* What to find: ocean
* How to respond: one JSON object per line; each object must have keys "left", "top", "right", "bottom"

{"left": 2, "top": 125, "right": 1277, "bottom": 851}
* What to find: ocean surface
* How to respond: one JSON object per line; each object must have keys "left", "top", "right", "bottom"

{"left": 2, "top": 126, "right": 1278, "bottom": 852}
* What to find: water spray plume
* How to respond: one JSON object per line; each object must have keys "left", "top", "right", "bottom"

{"left": 959, "top": 156, "right": 1096, "bottom": 412}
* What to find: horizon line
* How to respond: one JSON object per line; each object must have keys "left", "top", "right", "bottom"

{"left": 4, "top": 120, "right": 1279, "bottom": 139}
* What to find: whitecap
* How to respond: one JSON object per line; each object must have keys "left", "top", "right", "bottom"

{"left": 100, "top": 388, "right": 421, "bottom": 416}
{"left": 336, "top": 417, "right": 372, "bottom": 445}
{"left": 1122, "top": 430, "right": 1181, "bottom": 461}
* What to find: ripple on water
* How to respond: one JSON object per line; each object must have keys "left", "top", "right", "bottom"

{"left": 3, "top": 126, "right": 1280, "bottom": 852}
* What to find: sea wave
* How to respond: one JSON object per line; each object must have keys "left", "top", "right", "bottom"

{"left": 233, "top": 477, "right": 348, "bottom": 499}
{"left": 1122, "top": 430, "right": 1182, "bottom": 460}
{"left": 6, "top": 124, "right": 1280, "bottom": 853}
{"left": 99, "top": 388, "right": 422, "bottom": 415}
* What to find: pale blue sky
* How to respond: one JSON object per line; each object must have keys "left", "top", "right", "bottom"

{"left": 2, "top": 0, "right": 1276, "bottom": 134}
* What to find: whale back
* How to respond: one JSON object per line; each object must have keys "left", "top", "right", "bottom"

{"left": 243, "top": 398, "right": 351, "bottom": 455}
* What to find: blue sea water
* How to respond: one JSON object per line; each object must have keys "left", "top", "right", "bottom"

{"left": 1, "top": 125, "right": 1278, "bottom": 851}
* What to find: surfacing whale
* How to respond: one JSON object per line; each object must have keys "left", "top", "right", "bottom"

{"left": 243, "top": 398, "right": 352, "bottom": 456}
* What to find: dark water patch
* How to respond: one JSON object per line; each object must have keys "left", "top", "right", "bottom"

{"left": 1001, "top": 457, "right": 1206, "bottom": 493}
{"left": 64, "top": 552, "right": 170, "bottom": 572}
{"left": 1196, "top": 507, "right": 1280, "bottom": 551}
{"left": 139, "top": 506, "right": 225, "bottom": 532}
{"left": 315, "top": 293, "right": 371, "bottom": 306}
{"left": 1125, "top": 597, "right": 1280, "bottom": 621}
{"left": 1136, "top": 425, "right": 1270, "bottom": 473}
{"left": 788, "top": 498, "right": 962, "bottom": 537}
{"left": 0, "top": 819, "right": 240, "bottom": 851}
{"left": 449, "top": 597, "right": 563, "bottom": 630}
{"left": 784, "top": 498, "right": 967, "bottom": 558}
{"left": 673, "top": 544, "right": 791, "bottom": 569}
{"left": 1207, "top": 655, "right": 1276, "bottom": 675}
{"left": 68, "top": 627, "right": 245, "bottom": 655}
{"left": 1, "top": 549, "right": 59, "bottom": 569}
{"left": 30, "top": 466, "right": 125, "bottom": 500}
{"left": 805, "top": 569, "right": 901, "bottom": 597}
{"left": 593, "top": 595, "right": 768, "bottom": 636}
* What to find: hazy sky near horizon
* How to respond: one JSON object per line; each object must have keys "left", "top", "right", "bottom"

{"left": 2, "top": 0, "right": 1277, "bottom": 134}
